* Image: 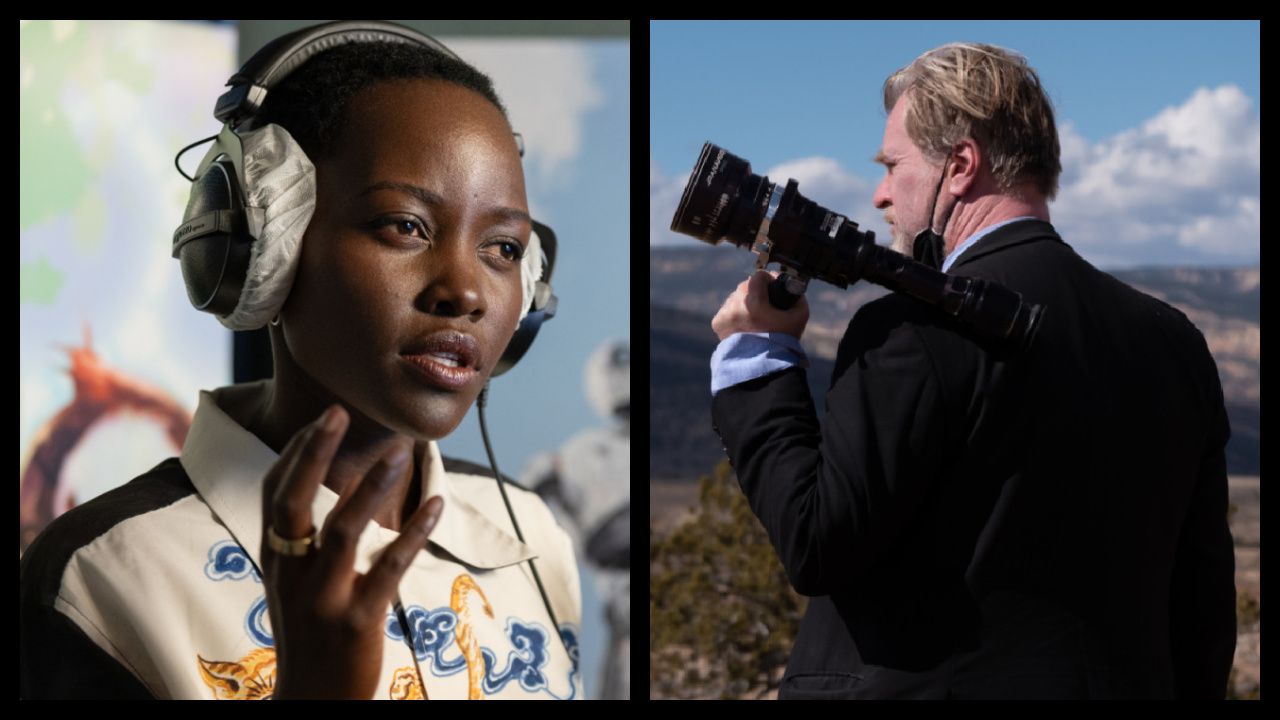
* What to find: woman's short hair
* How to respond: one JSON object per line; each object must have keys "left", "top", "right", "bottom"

{"left": 883, "top": 42, "right": 1062, "bottom": 200}
{"left": 256, "top": 39, "right": 507, "bottom": 162}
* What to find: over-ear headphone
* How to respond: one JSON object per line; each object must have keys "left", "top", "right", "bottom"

{"left": 172, "top": 20, "right": 557, "bottom": 377}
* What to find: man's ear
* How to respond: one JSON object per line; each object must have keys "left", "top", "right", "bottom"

{"left": 948, "top": 137, "right": 982, "bottom": 196}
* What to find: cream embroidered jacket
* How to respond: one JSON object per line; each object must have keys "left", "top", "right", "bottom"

{"left": 20, "top": 383, "right": 583, "bottom": 700}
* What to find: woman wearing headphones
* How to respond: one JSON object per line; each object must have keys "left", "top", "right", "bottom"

{"left": 20, "top": 21, "right": 580, "bottom": 700}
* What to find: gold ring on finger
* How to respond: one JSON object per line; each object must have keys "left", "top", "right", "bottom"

{"left": 266, "top": 525, "right": 317, "bottom": 557}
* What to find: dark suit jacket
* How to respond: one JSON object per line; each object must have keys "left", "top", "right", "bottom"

{"left": 711, "top": 220, "right": 1236, "bottom": 699}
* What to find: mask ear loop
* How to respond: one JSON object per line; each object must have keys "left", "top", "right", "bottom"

{"left": 912, "top": 155, "right": 957, "bottom": 270}
{"left": 927, "top": 156, "right": 952, "bottom": 235}
{"left": 934, "top": 156, "right": 962, "bottom": 240}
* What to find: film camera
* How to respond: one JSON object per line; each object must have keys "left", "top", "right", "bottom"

{"left": 670, "top": 142, "right": 1044, "bottom": 351}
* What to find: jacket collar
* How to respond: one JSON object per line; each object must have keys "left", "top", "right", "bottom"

{"left": 948, "top": 218, "right": 1063, "bottom": 272}
{"left": 178, "top": 382, "right": 536, "bottom": 578}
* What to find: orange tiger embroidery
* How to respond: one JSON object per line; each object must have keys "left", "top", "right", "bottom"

{"left": 196, "top": 648, "right": 276, "bottom": 700}
{"left": 450, "top": 573, "right": 495, "bottom": 700}
{"left": 389, "top": 666, "right": 426, "bottom": 700}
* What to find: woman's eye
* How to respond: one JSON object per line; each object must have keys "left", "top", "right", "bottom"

{"left": 486, "top": 239, "right": 524, "bottom": 263}
{"left": 499, "top": 240, "right": 523, "bottom": 262}
{"left": 374, "top": 216, "right": 429, "bottom": 241}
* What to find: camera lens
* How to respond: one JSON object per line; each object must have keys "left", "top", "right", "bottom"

{"left": 670, "top": 142, "right": 771, "bottom": 247}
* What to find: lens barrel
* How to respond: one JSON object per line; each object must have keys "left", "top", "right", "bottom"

{"left": 670, "top": 142, "right": 772, "bottom": 247}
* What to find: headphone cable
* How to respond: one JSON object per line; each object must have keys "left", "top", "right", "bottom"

{"left": 476, "top": 383, "right": 571, "bottom": 662}
{"left": 174, "top": 132, "right": 219, "bottom": 182}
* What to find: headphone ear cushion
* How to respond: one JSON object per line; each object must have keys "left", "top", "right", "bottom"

{"left": 519, "top": 225, "right": 543, "bottom": 319}
{"left": 174, "top": 123, "right": 317, "bottom": 330}
{"left": 491, "top": 293, "right": 557, "bottom": 378}
{"left": 493, "top": 220, "right": 558, "bottom": 376}
{"left": 175, "top": 159, "right": 253, "bottom": 316}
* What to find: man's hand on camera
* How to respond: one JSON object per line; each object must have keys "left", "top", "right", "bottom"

{"left": 712, "top": 270, "right": 810, "bottom": 341}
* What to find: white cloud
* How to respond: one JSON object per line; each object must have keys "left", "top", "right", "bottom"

{"left": 1177, "top": 196, "right": 1260, "bottom": 255}
{"left": 764, "top": 157, "right": 878, "bottom": 231}
{"left": 1052, "top": 85, "right": 1260, "bottom": 266}
{"left": 443, "top": 39, "right": 605, "bottom": 187}
{"left": 649, "top": 155, "right": 689, "bottom": 246}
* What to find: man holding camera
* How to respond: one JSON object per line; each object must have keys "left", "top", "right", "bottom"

{"left": 709, "top": 43, "right": 1236, "bottom": 699}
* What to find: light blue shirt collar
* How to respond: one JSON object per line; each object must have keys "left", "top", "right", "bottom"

{"left": 940, "top": 217, "right": 1040, "bottom": 273}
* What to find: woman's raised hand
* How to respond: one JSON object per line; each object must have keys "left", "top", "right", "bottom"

{"left": 259, "top": 405, "right": 444, "bottom": 699}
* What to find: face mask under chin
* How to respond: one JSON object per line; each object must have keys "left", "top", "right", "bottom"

{"left": 910, "top": 159, "right": 954, "bottom": 271}
{"left": 912, "top": 227, "right": 946, "bottom": 270}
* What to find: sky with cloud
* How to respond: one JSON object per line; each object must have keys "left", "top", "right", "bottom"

{"left": 651, "top": 20, "right": 1259, "bottom": 269}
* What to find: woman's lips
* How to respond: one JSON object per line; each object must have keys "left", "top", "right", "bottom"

{"left": 400, "top": 331, "right": 481, "bottom": 368}
{"left": 400, "top": 353, "right": 479, "bottom": 391}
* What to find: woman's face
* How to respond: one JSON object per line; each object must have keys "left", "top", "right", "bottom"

{"left": 277, "top": 78, "right": 529, "bottom": 440}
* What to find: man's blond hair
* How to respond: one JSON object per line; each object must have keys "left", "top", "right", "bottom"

{"left": 883, "top": 42, "right": 1062, "bottom": 200}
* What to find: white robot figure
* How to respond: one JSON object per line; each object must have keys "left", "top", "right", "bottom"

{"left": 523, "top": 339, "right": 629, "bottom": 699}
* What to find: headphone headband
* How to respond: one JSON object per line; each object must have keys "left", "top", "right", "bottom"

{"left": 215, "top": 21, "right": 461, "bottom": 129}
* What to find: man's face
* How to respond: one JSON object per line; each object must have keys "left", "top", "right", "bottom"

{"left": 872, "top": 95, "right": 945, "bottom": 255}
